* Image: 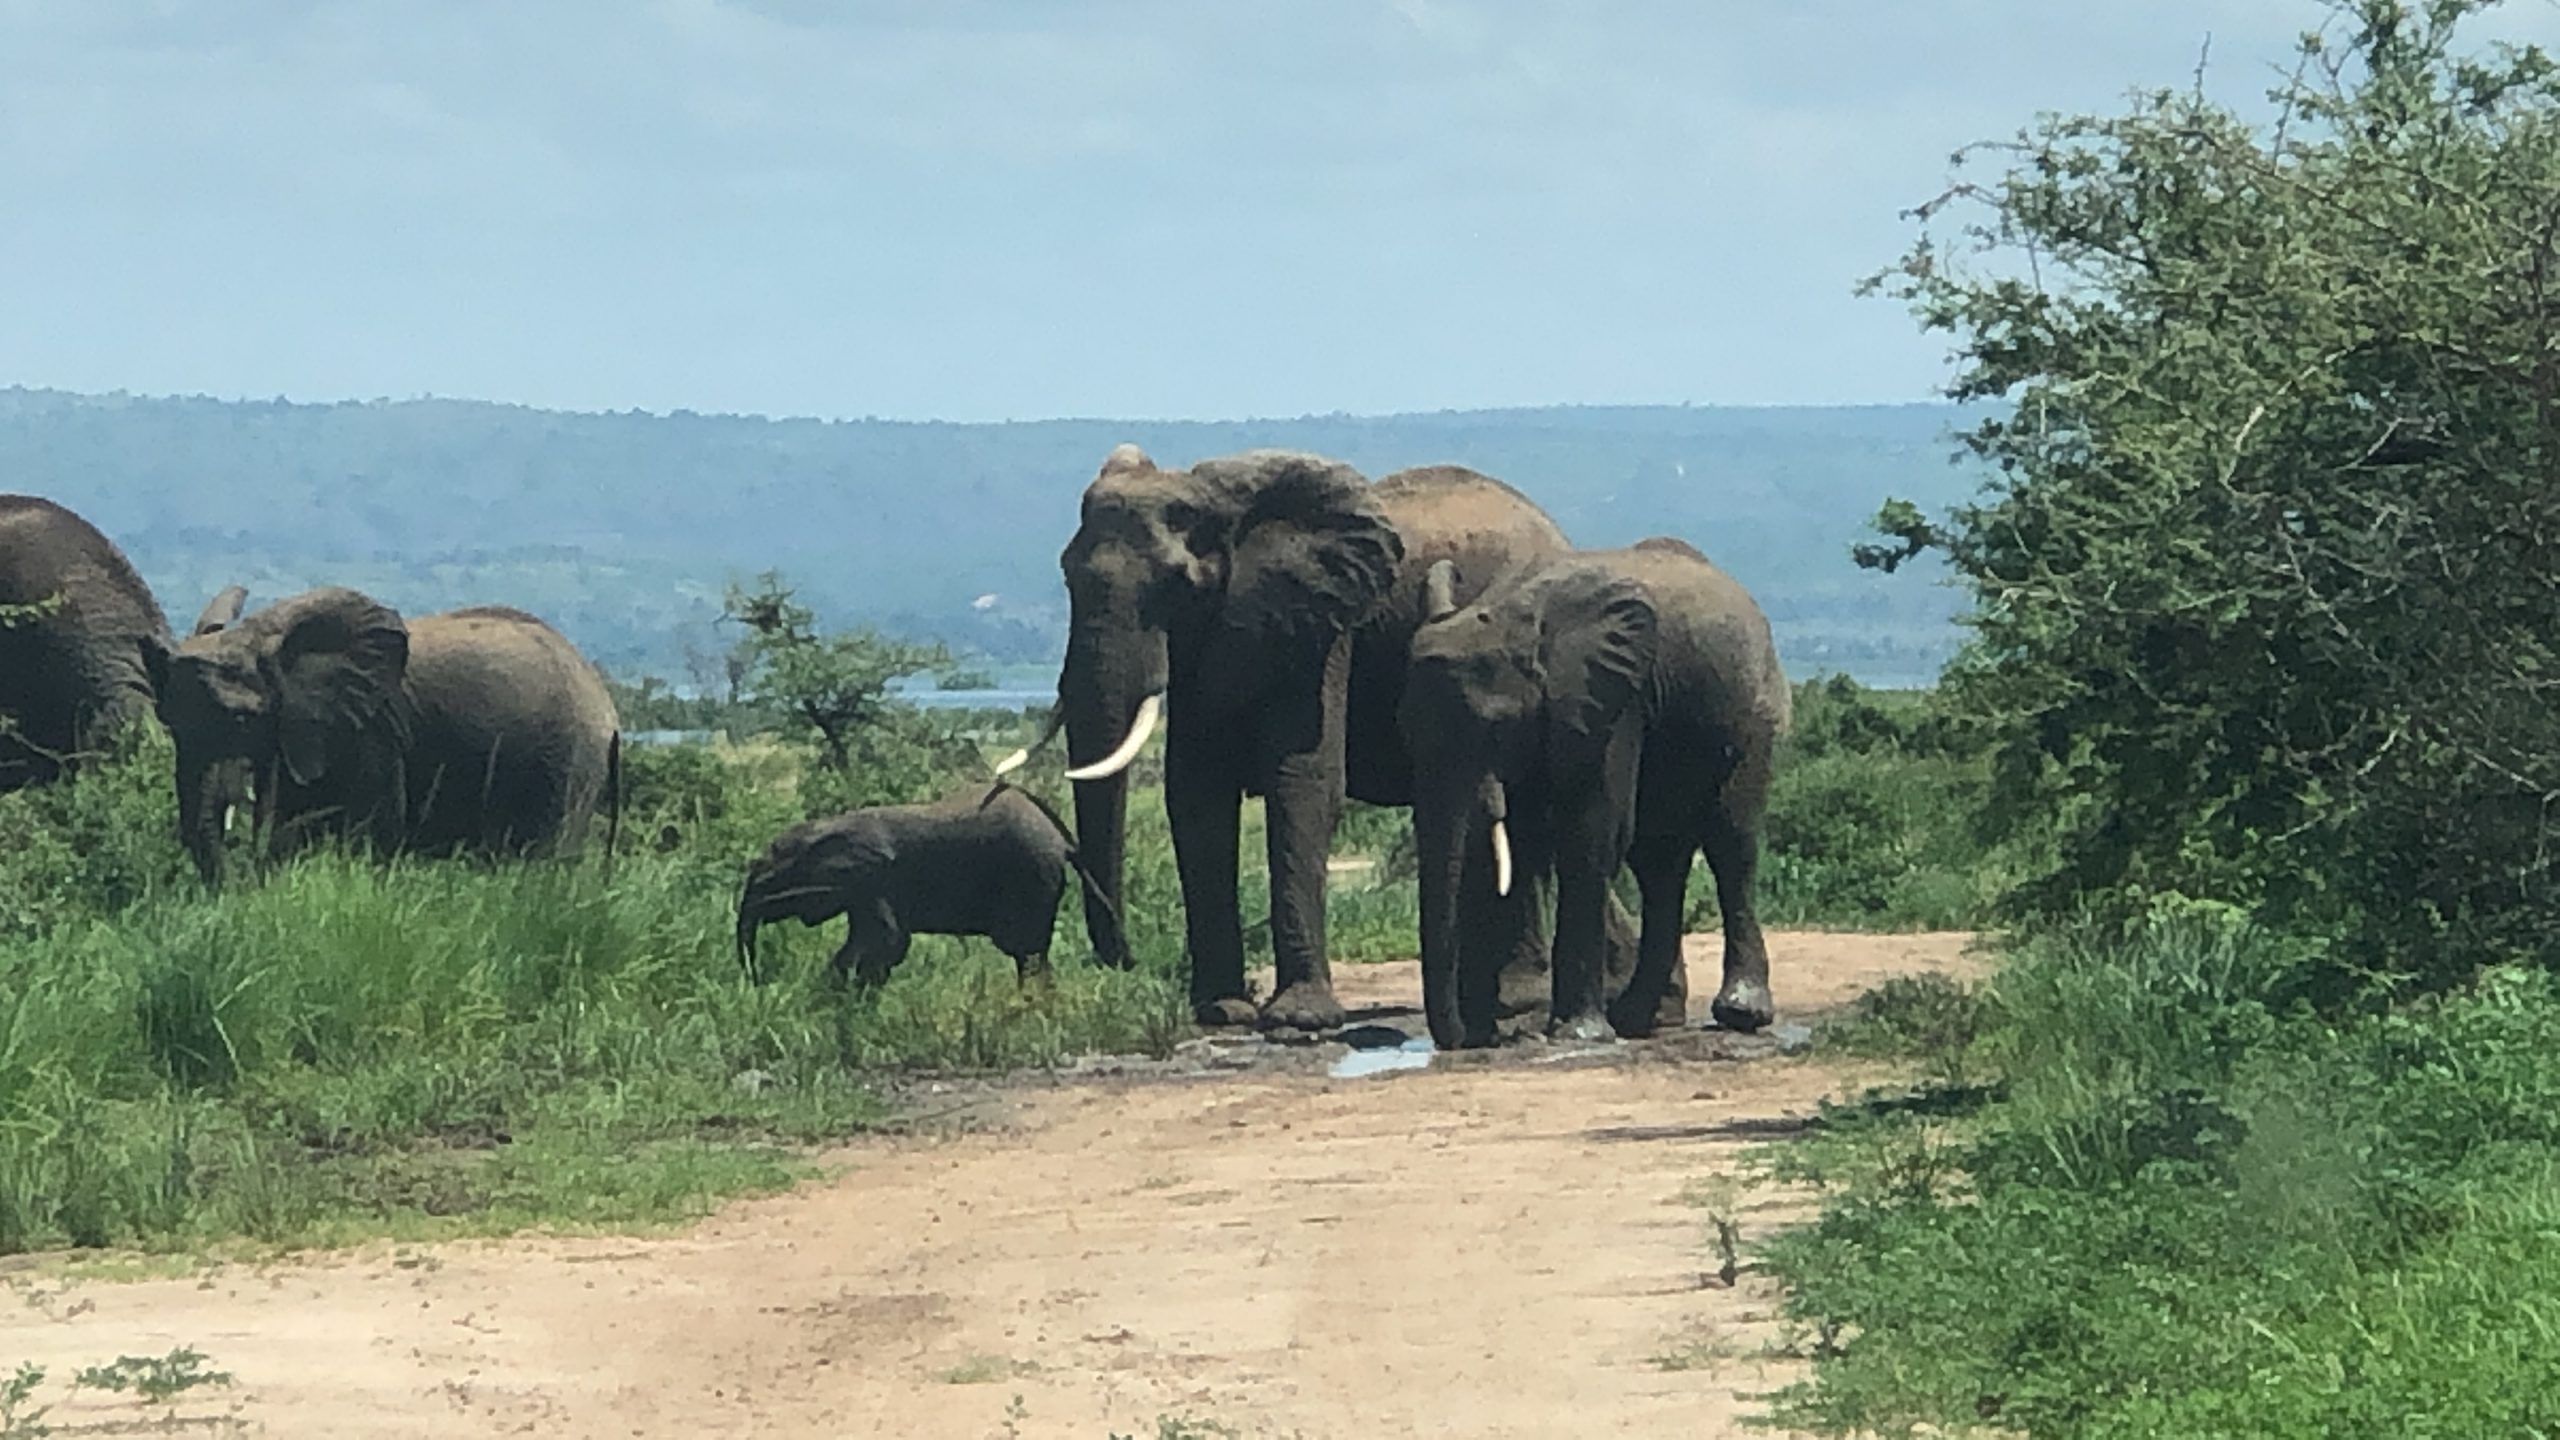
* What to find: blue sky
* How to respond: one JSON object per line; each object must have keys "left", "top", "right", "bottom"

{"left": 5, "top": 1, "right": 2556, "bottom": 421}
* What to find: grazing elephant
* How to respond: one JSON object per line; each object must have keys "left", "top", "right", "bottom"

{"left": 1018, "top": 446, "right": 1647, "bottom": 1033}
{"left": 0, "top": 495, "right": 196, "bottom": 791}
{"left": 144, "top": 586, "right": 623, "bottom": 885}
{"left": 1400, "top": 538, "right": 1791, "bottom": 1048}
{"left": 734, "top": 782, "right": 1124, "bottom": 987}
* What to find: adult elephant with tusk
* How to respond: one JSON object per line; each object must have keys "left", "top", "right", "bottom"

{"left": 1036, "top": 444, "right": 1652, "bottom": 1033}
{"left": 1401, "top": 538, "right": 1792, "bottom": 1049}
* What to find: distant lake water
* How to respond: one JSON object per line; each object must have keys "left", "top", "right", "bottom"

{"left": 891, "top": 686, "right": 1054, "bottom": 711}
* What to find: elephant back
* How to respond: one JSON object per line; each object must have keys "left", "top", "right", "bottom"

{"left": 400, "top": 607, "right": 620, "bottom": 856}
{"left": 1364, "top": 466, "right": 1572, "bottom": 643}
{"left": 0, "top": 496, "right": 170, "bottom": 787}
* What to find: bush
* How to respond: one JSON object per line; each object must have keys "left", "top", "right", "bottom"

{"left": 1859, "top": 0, "right": 2560, "bottom": 996}
{"left": 1765, "top": 920, "right": 2560, "bottom": 1438}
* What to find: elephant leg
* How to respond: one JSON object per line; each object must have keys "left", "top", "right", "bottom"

{"left": 1011, "top": 948, "right": 1054, "bottom": 992}
{"left": 1612, "top": 838, "right": 1696, "bottom": 1038}
{"left": 1702, "top": 807, "right": 1774, "bottom": 1032}
{"left": 1549, "top": 732, "right": 1637, "bottom": 1044}
{"left": 1166, "top": 723, "right": 1254, "bottom": 1027}
{"left": 1257, "top": 639, "right": 1350, "bottom": 1034}
{"left": 836, "top": 903, "right": 909, "bottom": 990}
{"left": 1548, "top": 860, "right": 1618, "bottom": 1044}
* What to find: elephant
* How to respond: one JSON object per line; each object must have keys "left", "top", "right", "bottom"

{"left": 734, "top": 781, "right": 1125, "bottom": 988}
{"left": 1399, "top": 537, "right": 1791, "bottom": 1049}
{"left": 1014, "top": 445, "right": 1662, "bottom": 1035}
{"left": 0, "top": 494, "right": 201, "bottom": 791}
{"left": 143, "top": 586, "right": 623, "bottom": 885}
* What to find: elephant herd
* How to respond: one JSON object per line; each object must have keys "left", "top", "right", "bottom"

{"left": 3, "top": 442, "right": 1790, "bottom": 1051}
{"left": 1007, "top": 445, "right": 1792, "bottom": 1048}
{"left": 0, "top": 494, "right": 622, "bottom": 885}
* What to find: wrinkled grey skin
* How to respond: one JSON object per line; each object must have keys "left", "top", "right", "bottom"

{"left": 0, "top": 495, "right": 188, "bottom": 791}
{"left": 1401, "top": 538, "right": 1791, "bottom": 1049}
{"left": 1047, "top": 447, "right": 1640, "bottom": 1033}
{"left": 735, "top": 782, "right": 1124, "bottom": 987}
{"left": 145, "top": 587, "right": 623, "bottom": 886}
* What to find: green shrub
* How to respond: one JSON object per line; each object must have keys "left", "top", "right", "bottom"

{"left": 1765, "top": 919, "right": 2560, "bottom": 1438}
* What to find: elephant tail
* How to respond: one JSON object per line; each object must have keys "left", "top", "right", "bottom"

{"left": 601, "top": 730, "right": 624, "bottom": 883}
{"left": 987, "top": 778, "right": 1129, "bottom": 967}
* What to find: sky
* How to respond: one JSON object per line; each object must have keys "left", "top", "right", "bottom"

{"left": 5, "top": 0, "right": 2558, "bottom": 422}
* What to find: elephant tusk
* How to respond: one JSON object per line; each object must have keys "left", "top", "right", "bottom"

{"left": 1491, "top": 818, "right": 1514, "bottom": 899}
{"left": 992, "top": 748, "right": 1030, "bottom": 777}
{"left": 1063, "top": 693, "right": 1162, "bottom": 782}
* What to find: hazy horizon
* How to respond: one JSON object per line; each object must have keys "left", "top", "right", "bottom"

{"left": 12, "top": 1, "right": 2555, "bottom": 424}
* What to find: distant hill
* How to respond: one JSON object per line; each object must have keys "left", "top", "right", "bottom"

{"left": 0, "top": 387, "right": 1986, "bottom": 688}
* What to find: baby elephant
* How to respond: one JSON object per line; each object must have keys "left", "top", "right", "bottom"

{"left": 735, "top": 782, "right": 1123, "bottom": 988}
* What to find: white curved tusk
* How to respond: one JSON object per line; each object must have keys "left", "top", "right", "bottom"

{"left": 1491, "top": 818, "right": 1514, "bottom": 898}
{"left": 992, "top": 748, "right": 1030, "bottom": 777}
{"left": 1063, "top": 693, "right": 1163, "bottom": 782}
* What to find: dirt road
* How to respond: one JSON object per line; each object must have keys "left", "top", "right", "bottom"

{"left": 0, "top": 931, "right": 1980, "bottom": 1439}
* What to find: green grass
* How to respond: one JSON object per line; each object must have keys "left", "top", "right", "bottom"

{"left": 0, "top": 679, "right": 2010, "bottom": 1260}
{"left": 0, "top": 720, "right": 1183, "bottom": 1258}
{"left": 1758, "top": 915, "right": 2560, "bottom": 1438}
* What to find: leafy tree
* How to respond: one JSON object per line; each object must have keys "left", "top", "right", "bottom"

{"left": 1859, "top": 0, "right": 2560, "bottom": 992}
{"left": 722, "top": 572, "right": 974, "bottom": 811}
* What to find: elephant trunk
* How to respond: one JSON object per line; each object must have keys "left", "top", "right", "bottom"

{"left": 1415, "top": 776, "right": 1513, "bottom": 1050}
{"left": 175, "top": 749, "right": 231, "bottom": 887}
{"left": 1056, "top": 632, "right": 1164, "bottom": 971}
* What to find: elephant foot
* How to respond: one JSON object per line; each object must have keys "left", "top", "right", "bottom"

{"left": 1607, "top": 996, "right": 1669, "bottom": 1040}
{"left": 1260, "top": 981, "right": 1347, "bottom": 1034}
{"left": 1548, "top": 1010, "right": 1618, "bottom": 1045}
{"left": 1710, "top": 980, "right": 1774, "bottom": 1034}
{"left": 1194, "top": 996, "right": 1260, "bottom": 1029}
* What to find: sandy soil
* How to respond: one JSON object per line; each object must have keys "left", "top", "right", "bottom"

{"left": 0, "top": 930, "right": 1983, "bottom": 1439}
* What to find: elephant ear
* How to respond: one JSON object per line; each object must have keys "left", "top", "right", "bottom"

{"left": 1540, "top": 571, "right": 1659, "bottom": 737}
{"left": 190, "top": 586, "right": 247, "bottom": 638}
{"left": 1199, "top": 451, "right": 1405, "bottom": 641}
{"left": 269, "top": 590, "right": 413, "bottom": 787}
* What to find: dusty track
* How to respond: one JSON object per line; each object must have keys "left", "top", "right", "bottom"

{"left": 0, "top": 931, "right": 1981, "bottom": 1439}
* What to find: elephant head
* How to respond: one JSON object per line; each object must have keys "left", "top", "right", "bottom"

{"left": 1045, "top": 445, "right": 1404, "bottom": 964}
{"left": 143, "top": 586, "right": 414, "bottom": 885}
{"left": 1399, "top": 559, "right": 1659, "bottom": 1046}
{"left": 734, "top": 819, "right": 869, "bottom": 984}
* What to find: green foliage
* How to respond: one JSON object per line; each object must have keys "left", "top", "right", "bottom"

{"left": 0, "top": 1362, "right": 44, "bottom": 1439}
{"left": 1689, "top": 677, "right": 2033, "bottom": 933}
{"left": 0, "top": 721, "right": 193, "bottom": 942}
{"left": 722, "top": 572, "right": 975, "bottom": 812}
{"left": 1858, "top": 0, "right": 2560, "bottom": 992}
{"left": 70, "top": 1348, "right": 232, "bottom": 1404}
{"left": 1764, "top": 919, "right": 2560, "bottom": 1439}
{"left": 0, "top": 697, "right": 1169, "bottom": 1254}
{"left": 1769, "top": 18, "right": 2560, "bottom": 1434}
